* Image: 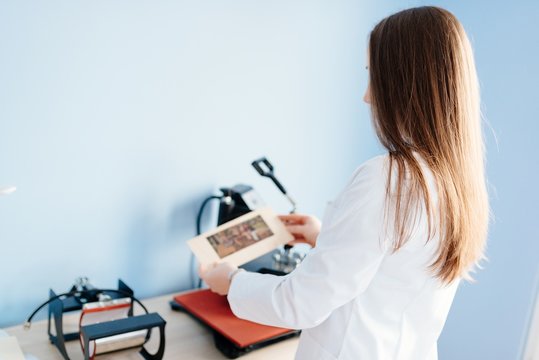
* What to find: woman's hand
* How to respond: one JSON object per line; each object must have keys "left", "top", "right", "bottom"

{"left": 279, "top": 214, "right": 321, "bottom": 248}
{"left": 199, "top": 262, "right": 238, "bottom": 295}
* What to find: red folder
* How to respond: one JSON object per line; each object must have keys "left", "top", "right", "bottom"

{"left": 173, "top": 289, "right": 294, "bottom": 348}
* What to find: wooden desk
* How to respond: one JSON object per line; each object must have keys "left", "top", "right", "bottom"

{"left": 4, "top": 293, "right": 299, "bottom": 360}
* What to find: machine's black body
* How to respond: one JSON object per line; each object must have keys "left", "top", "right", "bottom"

{"left": 217, "top": 185, "right": 256, "bottom": 225}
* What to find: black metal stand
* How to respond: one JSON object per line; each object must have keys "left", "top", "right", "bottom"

{"left": 212, "top": 329, "right": 299, "bottom": 359}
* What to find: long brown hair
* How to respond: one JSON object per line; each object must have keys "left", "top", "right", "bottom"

{"left": 368, "top": 6, "right": 489, "bottom": 283}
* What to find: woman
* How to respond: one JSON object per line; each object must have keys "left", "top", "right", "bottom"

{"left": 200, "top": 6, "right": 489, "bottom": 359}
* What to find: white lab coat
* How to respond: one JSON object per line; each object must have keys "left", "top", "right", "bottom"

{"left": 228, "top": 155, "right": 459, "bottom": 360}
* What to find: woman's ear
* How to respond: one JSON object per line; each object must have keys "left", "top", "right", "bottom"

{"left": 363, "top": 81, "right": 372, "bottom": 104}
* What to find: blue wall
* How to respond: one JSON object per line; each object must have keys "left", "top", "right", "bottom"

{"left": 1, "top": 1, "right": 538, "bottom": 359}
{"left": 0, "top": 0, "right": 386, "bottom": 326}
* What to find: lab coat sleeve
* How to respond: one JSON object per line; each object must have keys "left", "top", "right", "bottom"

{"left": 227, "top": 156, "right": 391, "bottom": 330}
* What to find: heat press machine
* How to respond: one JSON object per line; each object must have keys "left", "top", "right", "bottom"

{"left": 24, "top": 277, "right": 166, "bottom": 360}
{"left": 175, "top": 157, "right": 305, "bottom": 359}
{"left": 195, "top": 157, "right": 304, "bottom": 276}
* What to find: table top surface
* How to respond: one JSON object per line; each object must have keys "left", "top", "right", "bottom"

{"left": 5, "top": 292, "right": 299, "bottom": 360}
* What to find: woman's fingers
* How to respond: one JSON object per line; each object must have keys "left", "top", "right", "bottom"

{"left": 280, "top": 213, "right": 321, "bottom": 248}
{"left": 199, "top": 262, "right": 237, "bottom": 296}
{"left": 198, "top": 264, "right": 206, "bottom": 277}
{"left": 288, "top": 239, "right": 309, "bottom": 245}
{"left": 279, "top": 214, "right": 308, "bottom": 224}
{"left": 198, "top": 262, "right": 217, "bottom": 278}
{"left": 285, "top": 224, "right": 308, "bottom": 236}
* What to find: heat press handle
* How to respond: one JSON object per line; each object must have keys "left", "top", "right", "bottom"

{"left": 252, "top": 158, "right": 296, "bottom": 254}
{"left": 252, "top": 157, "right": 273, "bottom": 173}
{"left": 269, "top": 175, "right": 288, "bottom": 195}
{"left": 251, "top": 158, "right": 288, "bottom": 195}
